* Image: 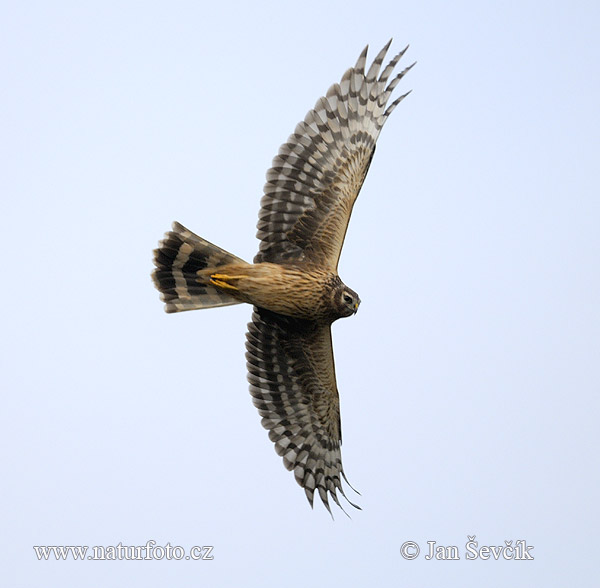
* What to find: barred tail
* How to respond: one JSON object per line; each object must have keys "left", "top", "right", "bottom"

{"left": 152, "top": 221, "right": 245, "bottom": 313}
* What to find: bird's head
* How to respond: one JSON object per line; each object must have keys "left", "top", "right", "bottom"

{"left": 334, "top": 284, "right": 361, "bottom": 318}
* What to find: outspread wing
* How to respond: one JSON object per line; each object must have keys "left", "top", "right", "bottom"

{"left": 245, "top": 307, "right": 359, "bottom": 514}
{"left": 255, "top": 40, "right": 414, "bottom": 270}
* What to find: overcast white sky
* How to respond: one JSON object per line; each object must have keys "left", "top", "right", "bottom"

{"left": 2, "top": 1, "right": 599, "bottom": 586}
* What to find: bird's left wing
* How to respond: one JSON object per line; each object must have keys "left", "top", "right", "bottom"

{"left": 255, "top": 40, "right": 414, "bottom": 270}
{"left": 245, "top": 307, "right": 358, "bottom": 514}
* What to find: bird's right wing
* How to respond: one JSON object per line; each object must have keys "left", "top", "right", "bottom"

{"left": 254, "top": 40, "right": 414, "bottom": 271}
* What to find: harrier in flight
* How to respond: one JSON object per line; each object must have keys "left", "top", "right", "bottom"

{"left": 153, "top": 40, "right": 413, "bottom": 514}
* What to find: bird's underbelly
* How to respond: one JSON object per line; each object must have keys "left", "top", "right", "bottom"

{"left": 206, "top": 262, "right": 335, "bottom": 320}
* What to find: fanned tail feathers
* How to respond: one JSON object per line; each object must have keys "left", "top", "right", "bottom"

{"left": 152, "top": 221, "right": 245, "bottom": 313}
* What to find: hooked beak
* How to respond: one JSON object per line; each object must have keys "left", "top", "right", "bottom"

{"left": 353, "top": 301, "right": 360, "bottom": 314}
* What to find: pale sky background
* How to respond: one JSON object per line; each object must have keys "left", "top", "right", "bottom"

{"left": 2, "top": 1, "right": 599, "bottom": 586}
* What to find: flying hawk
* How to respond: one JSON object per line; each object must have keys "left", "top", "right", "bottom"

{"left": 152, "top": 40, "right": 414, "bottom": 514}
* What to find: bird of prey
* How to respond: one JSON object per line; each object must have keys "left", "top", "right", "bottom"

{"left": 152, "top": 40, "right": 413, "bottom": 514}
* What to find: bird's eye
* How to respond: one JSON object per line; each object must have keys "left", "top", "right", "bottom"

{"left": 343, "top": 293, "right": 353, "bottom": 304}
